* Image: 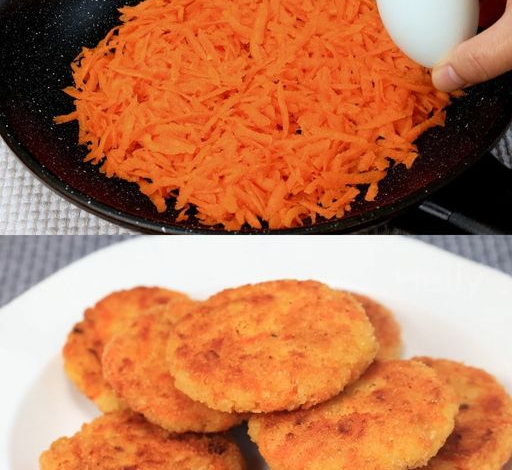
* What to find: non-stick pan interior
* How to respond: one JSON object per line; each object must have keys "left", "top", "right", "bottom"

{"left": 1, "top": 0, "right": 512, "bottom": 233}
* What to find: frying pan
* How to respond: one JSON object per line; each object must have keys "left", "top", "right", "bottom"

{"left": 1, "top": 0, "right": 512, "bottom": 234}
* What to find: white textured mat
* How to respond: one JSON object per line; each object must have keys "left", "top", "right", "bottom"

{"left": 1, "top": 129, "right": 511, "bottom": 235}
{"left": 0, "top": 139, "right": 135, "bottom": 235}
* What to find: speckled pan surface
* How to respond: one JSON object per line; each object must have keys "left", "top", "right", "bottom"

{"left": 1, "top": 0, "right": 512, "bottom": 233}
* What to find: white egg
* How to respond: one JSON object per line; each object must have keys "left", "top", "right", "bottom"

{"left": 376, "top": 0, "right": 480, "bottom": 68}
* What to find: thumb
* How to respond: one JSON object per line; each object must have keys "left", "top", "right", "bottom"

{"left": 432, "top": 5, "right": 512, "bottom": 92}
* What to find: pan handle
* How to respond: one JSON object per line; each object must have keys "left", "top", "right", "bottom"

{"left": 394, "top": 153, "right": 512, "bottom": 234}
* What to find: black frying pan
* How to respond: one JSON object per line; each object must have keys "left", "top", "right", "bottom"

{"left": 1, "top": 0, "right": 512, "bottom": 234}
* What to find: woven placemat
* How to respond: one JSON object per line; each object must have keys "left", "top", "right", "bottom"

{"left": 0, "top": 235, "right": 511, "bottom": 307}
{"left": 1, "top": 128, "right": 511, "bottom": 234}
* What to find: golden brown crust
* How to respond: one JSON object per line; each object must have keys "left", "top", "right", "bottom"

{"left": 351, "top": 293, "right": 402, "bottom": 361}
{"left": 39, "top": 411, "right": 246, "bottom": 470}
{"left": 414, "top": 357, "right": 512, "bottom": 470}
{"left": 40, "top": 436, "right": 81, "bottom": 470}
{"left": 248, "top": 360, "right": 458, "bottom": 470}
{"left": 168, "top": 280, "right": 378, "bottom": 413}
{"left": 102, "top": 307, "right": 244, "bottom": 433}
{"left": 63, "top": 287, "right": 190, "bottom": 412}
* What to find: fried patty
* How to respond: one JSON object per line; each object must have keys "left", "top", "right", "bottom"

{"left": 168, "top": 280, "right": 378, "bottom": 413}
{"left": 39, "top": 410, "right": 246, "bottom": 470}
{"left": 248, "top": 360, "right": 458, "bottom": 470}
{"left": 351, "top": 293, "right": 402, "bottom": 360}
{"left": 63, "top": 287, "right": 190, "bottom": 412}
{"left": 102, "top": 307, "right": 244, "bottom": 433}
{"left": 415, "top": 357, "right": 512, "bottom": 470}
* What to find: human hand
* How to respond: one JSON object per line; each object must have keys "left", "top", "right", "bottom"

{"left": 432, "top": 0, "right": 511, "bottom": 92}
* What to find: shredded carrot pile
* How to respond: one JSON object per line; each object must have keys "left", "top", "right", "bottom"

{"left": 56, "top": 0, "right": 454, "bottom": 230}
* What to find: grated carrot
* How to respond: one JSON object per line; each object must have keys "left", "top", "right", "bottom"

{"left": 56, "top": 0, "right": 455, "bottom": 230}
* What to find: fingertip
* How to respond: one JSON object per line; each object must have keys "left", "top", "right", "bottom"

{"left": 431, "top": 64, "right": 468, "bottom": 92}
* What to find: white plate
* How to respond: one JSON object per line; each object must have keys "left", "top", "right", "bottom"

{"left": 1, "top": 236, "right": 512, "bottom": 470}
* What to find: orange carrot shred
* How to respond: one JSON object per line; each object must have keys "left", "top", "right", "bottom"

{"left": 56, "top": 0, "right": 456, "bottom": 230}
{"left": 276, "top": 82, "right": 289, "bottom": 136}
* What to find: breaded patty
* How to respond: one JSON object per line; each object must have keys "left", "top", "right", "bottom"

{"left": 102, "top": 308, "right": 244, "bottom": 433}
{"left": 351, "top": 293, "right": 402, "bottom": 360}
{"left": 415, "top": 357, "right": 512, "bottom": 470}
{"left": 248, "top": 360, "right": 458, "bottom": 470}
{"left": 39, "top": 410, "right": 246, "bottom": 470}
{"left": 168, "top": 280, "right": 378, "bottom": 413}
{"left": 63, "top": 287, "right": 190, "bottom": 412}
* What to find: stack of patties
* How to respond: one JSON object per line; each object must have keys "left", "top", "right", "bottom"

{"left": 41, "top": 287, "right": 246, "bottom": 470}
{"left": 41, "top": 281, "right": 512, "bottom": 470}
{"left": 167, "top": 280, "right": 512, "bottom": 470}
